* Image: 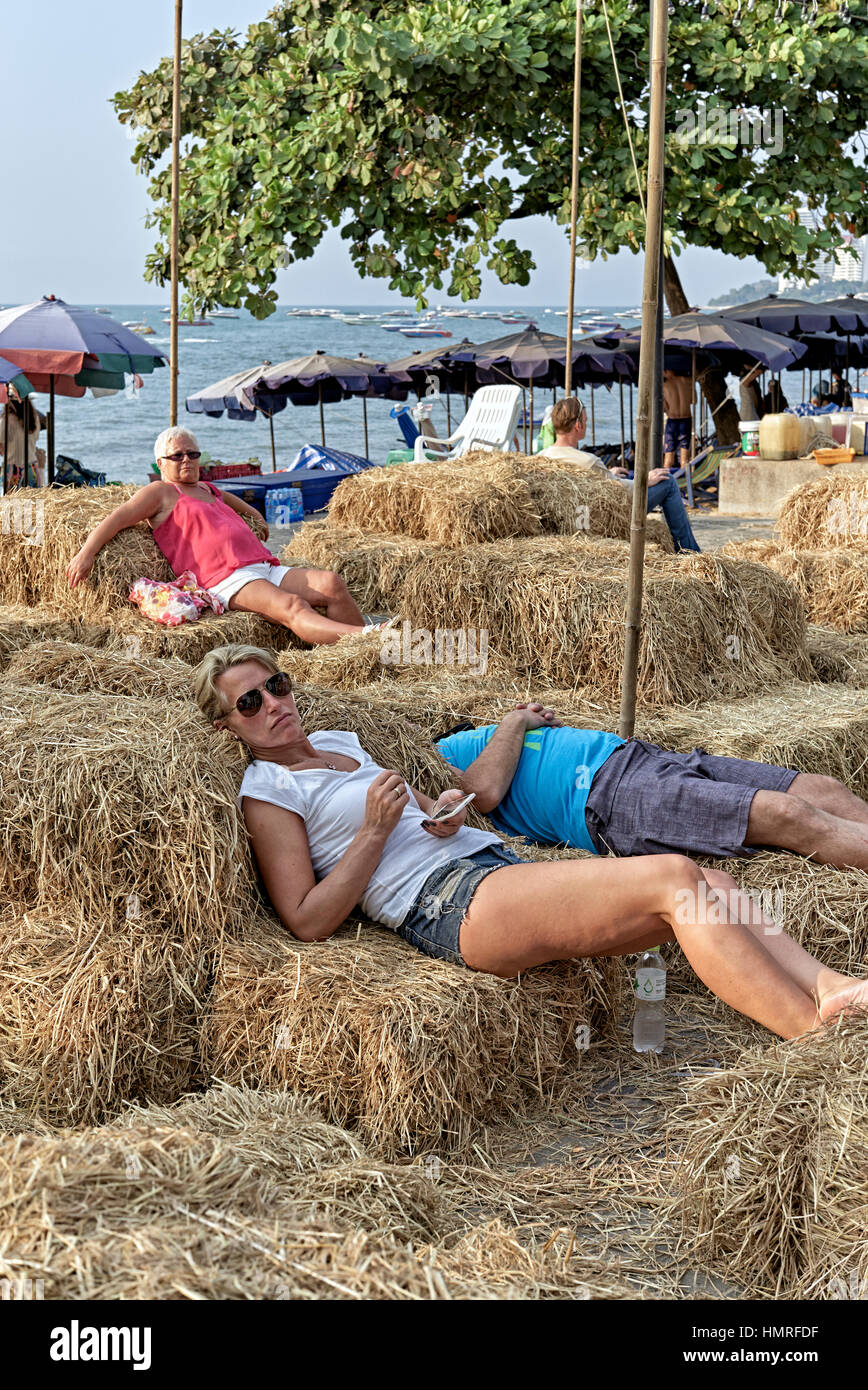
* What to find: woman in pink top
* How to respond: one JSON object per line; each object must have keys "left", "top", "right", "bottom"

{"left": 66, "top": 427, "right": 368, "bottom": 644}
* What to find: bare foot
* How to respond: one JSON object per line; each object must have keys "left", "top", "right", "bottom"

{"left": 817, "top": 979, "right": 868, "bottom": 1023}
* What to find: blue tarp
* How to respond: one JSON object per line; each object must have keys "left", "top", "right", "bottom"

{"left": 285, "top": 444, "right": 378, "bottom": 473}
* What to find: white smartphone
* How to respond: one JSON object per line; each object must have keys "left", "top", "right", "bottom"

{"left": 429, "top": 792, "right": 476, "bottom": 823}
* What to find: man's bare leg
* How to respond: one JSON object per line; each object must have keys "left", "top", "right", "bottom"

{"left": 745, "top": 789, "right": 868, "bottom": 869}
{"left": 786, "top": 771, "right": 868, "bottom": 829}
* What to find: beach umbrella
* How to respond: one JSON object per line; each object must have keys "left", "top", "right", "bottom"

{"left": 384, "top": 341, "right": 481, "bottom": 435}
{"left": 186, "top": 361, "right": 289, "bottom": 469}
{"left": 251, "top": 351, "right": 399, "bottom": 448}
{"left": 618, "top": 312, "right": 807, "bottom": 373}
{"left": 718, "top": 295, "right": 847, "bottom": 335}
{"left": 0, "top": 296, "right": 166, "bottom": 480}
{"left": 0, "top": 355, "right": 35, "bottom": 404}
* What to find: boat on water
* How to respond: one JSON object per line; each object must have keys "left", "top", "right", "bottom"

{"left": 499, "top": 315, "right": 528, "bottom": 324}
{"left": 398, "top": 326, "right": 453, "bottom": 338}
{"left": 94, "top": 307, "right": 111, "bottom": 315}
{"left": 123, "top": 321, "right": 156, "bottom": 335}
{"left": 285, "top": 308, "right": 333, "bottom": 317}
{"left": 163, "top": 317, "right": 213, "bottom": 326}
{"left": 210, "top": 310, "right": 240, "bottom": 319}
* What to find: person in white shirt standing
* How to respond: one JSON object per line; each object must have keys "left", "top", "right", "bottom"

{"left": 540, "top": 396, "right": 700, "bottom": 552}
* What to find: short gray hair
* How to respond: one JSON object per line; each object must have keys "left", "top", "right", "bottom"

{"left": 191, "top": 643, "right": 280, "bottom": 722}
{"left": 154, "top": 425, "right": 199, "bottom": 463}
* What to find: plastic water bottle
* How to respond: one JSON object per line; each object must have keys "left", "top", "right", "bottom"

{"left": 633, "top": 948, "right": 666, "bottom": 1053}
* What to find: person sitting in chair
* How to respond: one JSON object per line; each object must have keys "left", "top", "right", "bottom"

{"left": 540, "top": 396, "right": 700, "bottom": 553}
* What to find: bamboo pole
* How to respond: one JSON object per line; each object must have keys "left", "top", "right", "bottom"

{"left": 169, "top": 0, "right": 183, "bottom": 426}
{"left": 618, "top": 0, "right": 667, "bottom": 741}
{"left": 564, "top": 0, "right": 582, "bottom": 395}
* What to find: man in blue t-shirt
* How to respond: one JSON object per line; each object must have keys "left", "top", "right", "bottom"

{"left": 434, "top": 703, "right": 868, "bottom": 867}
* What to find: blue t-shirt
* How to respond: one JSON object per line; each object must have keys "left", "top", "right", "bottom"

{"left": 434, "top": 724, "right": 624, "bottom": 854}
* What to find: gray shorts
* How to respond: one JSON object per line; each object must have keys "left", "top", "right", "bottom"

{"left": 584, "top": 739, "right": 798, "bottom": 859}
{"left": 395, "top": 842, "right": 525, "bottom": 967}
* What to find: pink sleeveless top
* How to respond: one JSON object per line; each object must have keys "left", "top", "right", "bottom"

{"left": 151, "top": 481, "right": 278, "bottom": 589}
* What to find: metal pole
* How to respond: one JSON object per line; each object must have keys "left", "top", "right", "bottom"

{"left": 22, "top": 401, "right": 29, "bottom": 489}
{"left": 529, "top": 380, "right": 534, "bottom": 451}
{"left": 619, "top": 380, "right": 625, "bottom": 466}
{"left": 319, "top": 382, "right": 326, "bottom": 445}
{"left": 590, "top": 384, "right": 595, "bottom": 446}
{"left": 564, "top": 0, "right": 582, "bottom": 395}
{"left": 48, "top": 375, "right": 55, "bottom": 484}
{"left": 629, "top": 380, "right": 634, "bottom": 449}
{"left": 2, "top": 401, "right": 8, "bottom": 495}
{"left": 169, "top": 0, "right": 183, "bottom": 426}
{"left": 362, "top": 396, "right": 369, "bottom": 458}
{"left": 619, "top": 0, "right": 667, "bottom": 741}
{"left": 690, "top": 347, "right": 696, "bottom": 459}
{"left": 522, "top": 389, "right": 528, "bottom": 452}
{"left": 268, "top": 412, "right": 276, "bottom": 471}
{"left": 446, "top": 391, "right": 452, "bottom": 433}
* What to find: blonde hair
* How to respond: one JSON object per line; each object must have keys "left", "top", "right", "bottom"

{"left": 192, "top": 644, "right": 280, "bottom": 721}
{"left": 154, "top": 425, "right": 199, "bottom": 463}
{"left": 550, "top": 396, "right": 587, "bottom": 435}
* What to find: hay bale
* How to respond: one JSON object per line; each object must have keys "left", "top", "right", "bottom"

{"left": 672, "top": 1014, "right": 868, "bottom": 1297}
{"left": 0, "top": 603, "right": 107, "bottom": 670}
{"left": 0, "top": 902, "right": 208, "bottom": 1126}
{"left": 0, "top": 485, "right": 174, "bottom": 617}
{"left": 102, "top": 606, "right": 299, "bottom": 664}
{"left": 278, "top": 627, "right": 515, "bottom": 693}
{"left": 328, "top": 457, "right": 542, "bottom": 545}
{"left": 282, "top": 522, "right": 440, "bottom": 614}
{"left": 4, "top": 639, "right": 192, "bottom": 700}
{"left": 398, "top": 538, "right": 810, "bottom": 702}
{"left": 205, "top": 909, "right": 618, "bottom": 1159}
{"left": 777, "top": 471, "right": 868, "bottom": 551}
{"left": 724, "top": 539, "right": 868, "bottom": 633}
{"left": 806, "top": 625, "right": 868, "bottom": 686}
{"left": 0, "top": 685, "right": 256, "bottom": 937}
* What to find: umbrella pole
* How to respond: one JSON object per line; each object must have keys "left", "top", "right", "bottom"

{"left": 619, "top": 0, "right": 667, "bottom": 741}
{"left": 529, "top": 380, "right": 534, "bottom": 450}
{"left": 522, "top": 389, "right": 528, "bottom": 452}
{"left": 619, "top": 380, "right": 625, "bottom": 467}
{"left": 801, "top": 369, "right": 805, "bottom": 404}
{"left": 564, "top": 0, "right": 582, "bottom": 394}
{"left": 268, "top": 412, "right": 277, "bottom": 471}
{"left": 690, "top": 347, "right": 696, "bottom": 459}
{"left": 446, "top": 392, "right": 452, "bottom": 434}
{"left": 319, "top": 383, "right": 325, "bottom": 446}
{"left": 362, "top": 396, "right": 369, "bottom": 458}
{"left": 629, "top": 381, "right": 634, "bottom": 448}
{"left": 48, "top": 375, "right": 55, "bottom": 485}
{"left": 590, "top": 385, "right": 595, "bottom": 446}
{"left": 169, "top": 0, "right": 183, "bottom": 426}
{"left": 2, "top": 400, "right": 8, "bottom": 495}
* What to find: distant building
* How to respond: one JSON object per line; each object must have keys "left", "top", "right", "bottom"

{"left": 777, "top": 207, "right": 867, "bottom": 291}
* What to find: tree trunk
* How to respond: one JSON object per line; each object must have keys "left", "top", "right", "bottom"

{"left": 663, "top": 254, "right": 740, "bottom": 446}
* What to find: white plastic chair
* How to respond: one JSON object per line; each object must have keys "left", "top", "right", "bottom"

{"left": 412, "top": 384, "right": 523, "bottom": 461}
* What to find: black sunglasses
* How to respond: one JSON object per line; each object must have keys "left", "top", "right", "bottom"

{"left": 164, "top": 449, "right": 202, "bottom": 462}
{"left": 234, "top": 671, "right": 293, "bottom": 717}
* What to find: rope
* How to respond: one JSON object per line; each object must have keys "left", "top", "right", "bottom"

{"left": 600, "top": 0, "right": 646, "bottom": 220}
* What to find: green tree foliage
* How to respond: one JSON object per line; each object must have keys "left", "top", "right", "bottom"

{"left": 114, "top": 0, "right": 868, "bottom": 316}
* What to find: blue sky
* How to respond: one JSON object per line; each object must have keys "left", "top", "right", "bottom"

{"left": 1, "top": 1, "right": 766, "bottom": 307}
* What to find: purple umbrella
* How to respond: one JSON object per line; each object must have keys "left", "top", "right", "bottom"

{"left": 718, "top": 294, "right": 851, "bottom": 335}
{"left": 251, "top": 351, "right": 400, "bottom": 449}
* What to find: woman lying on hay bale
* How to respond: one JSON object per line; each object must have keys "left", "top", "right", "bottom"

{"left": 193, "top": 644, "right": 868, "bottom": 1042}
{"left": 436, "top": 704, "right": 868, "bottom": 872}
{"left": 66, "top": 427, "right": 372, "bottom": 645}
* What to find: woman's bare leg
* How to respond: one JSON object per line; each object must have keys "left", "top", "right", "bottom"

{"left": 459, "top": 854, "right": 834, "bottom": 1039}
{"left": 229, "top": 575, "right": 365, "bottom": 644}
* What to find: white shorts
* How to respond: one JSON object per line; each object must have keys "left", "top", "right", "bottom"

{"left": 209, "top": 562, "right": 292, "bottom": 605}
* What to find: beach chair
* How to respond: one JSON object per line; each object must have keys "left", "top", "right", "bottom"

{"left": 412, "top": 385, "right": 522, "bottom": 461}
{"left": 671, "top": 443, "right": 738, "bottom": 507}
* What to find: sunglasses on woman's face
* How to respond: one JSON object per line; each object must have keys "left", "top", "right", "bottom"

{"left": 164, "top": 450, "right": 202, "bottom": 462}
{"left": 233, "top": 671, "right": 293, "bottom": 718}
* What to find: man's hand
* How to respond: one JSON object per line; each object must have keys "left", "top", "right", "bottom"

{"left": 66, "top": 549, "right": 95, "bottom": 587}
{"left": 648, "top": 467, "right": 671, "bottom": 485}
{"left": 508, "top": 702, "right": 563, "bottom": 731}
{"left": 421, "top": 788, "right": 467, "bottom": 837}
{"left": 609, "top": 466, "right": 630, "bottom": 478}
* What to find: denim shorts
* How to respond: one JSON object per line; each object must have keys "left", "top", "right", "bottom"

{"left": 395, "top": 842, "right": 525, "bottom": 967}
